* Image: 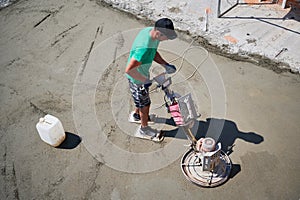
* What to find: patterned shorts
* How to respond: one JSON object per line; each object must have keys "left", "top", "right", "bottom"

{"left": 128, "top": 80, "right": 151, "bottom": 108}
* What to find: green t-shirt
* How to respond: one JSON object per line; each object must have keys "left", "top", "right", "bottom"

{"left": 126, "top": 27, "right": 160, "bottom": 84}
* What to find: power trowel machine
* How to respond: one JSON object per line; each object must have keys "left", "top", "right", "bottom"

{"left": 152, "top": 71, "right": 232, "bottom": 187}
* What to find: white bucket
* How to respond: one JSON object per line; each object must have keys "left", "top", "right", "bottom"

{"left": 36, "top": 114, "right": 66, "bottom": 147}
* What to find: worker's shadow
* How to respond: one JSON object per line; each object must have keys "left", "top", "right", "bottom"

{"left": 162, "top": 117, "right": 264, "bottom": 179}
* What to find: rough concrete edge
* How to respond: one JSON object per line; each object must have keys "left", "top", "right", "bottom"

{"left": 0, "top": 0, "right": 22, "bottom": 11}
{"left": 191, "top": 34, "right": 292, "bottom": 74}
{"left": 95, "top": 0, "right": 299, "bottom": 75}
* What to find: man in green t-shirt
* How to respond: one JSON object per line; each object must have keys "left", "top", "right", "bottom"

{"left": 125, "top": 18, "right": 177, "bottom": 142}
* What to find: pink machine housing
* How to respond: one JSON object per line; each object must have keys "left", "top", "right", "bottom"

{"left": 169, "top": 93, "right": 197, "bottom": 126}
{"left": 169, "top": 103, "right": 184, "bottom": 125}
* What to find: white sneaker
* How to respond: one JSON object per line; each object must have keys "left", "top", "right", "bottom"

{"left": 128, "top": 111, "right": 141, "bottom": 123}
{"left": 135, "top": 126, "right": 164, "bottom": 142}
{"left": 128, "top": 111, "right": 156, "bottom": 124}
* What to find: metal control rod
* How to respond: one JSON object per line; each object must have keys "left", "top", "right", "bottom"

{"left": 182, "top": 125, "right": 198, "bottom": 151}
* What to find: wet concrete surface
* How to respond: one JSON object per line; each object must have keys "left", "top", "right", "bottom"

{"left": 0, "top": 0, "right": 299, "bottom": 199}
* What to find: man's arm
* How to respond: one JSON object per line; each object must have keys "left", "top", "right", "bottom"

{"left": 154, "top": 52, "right": 168, "bottom": 66}
{"left": 125, "top": 58, "right": 148, "bottom": 82}
{"left": 154, "top": 52, "right": 177, "bottom": 74}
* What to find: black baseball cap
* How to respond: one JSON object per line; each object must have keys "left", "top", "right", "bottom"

{"left": 155, "top": 18, "right": 177, "bottom": 40}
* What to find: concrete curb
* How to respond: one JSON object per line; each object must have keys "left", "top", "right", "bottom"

{"left": 96, "top": 0, "right": 300, "bottom": 74}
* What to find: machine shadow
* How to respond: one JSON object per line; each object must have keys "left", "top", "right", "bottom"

{"left": 163, "top": 118, "right": 251, "bottom": 181}
{"left": 56, "top": 132, "right": 82, "bottom": 149}
{"left": 163, "top": 118, "right": 264, "bottom": 156}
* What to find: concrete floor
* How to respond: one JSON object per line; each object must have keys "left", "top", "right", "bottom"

{"left": 0, "top": 0, "right": 299, "bottom": 199}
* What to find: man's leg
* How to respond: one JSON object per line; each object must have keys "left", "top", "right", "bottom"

{"left": 129, "top": 80, "right": 143, "bottom": 122}
{"left": 134, "top": 107, "right": 139, "bottom": 115}
{"left": 128, "top": 80, "right": 153, "bottom": 125}
{"left": 140, "top": 105, "right": 150, "bottom": 127}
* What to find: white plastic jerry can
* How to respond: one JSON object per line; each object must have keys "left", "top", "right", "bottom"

{"left": 36, "top": 114, "right": 66, "bottom": 147}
